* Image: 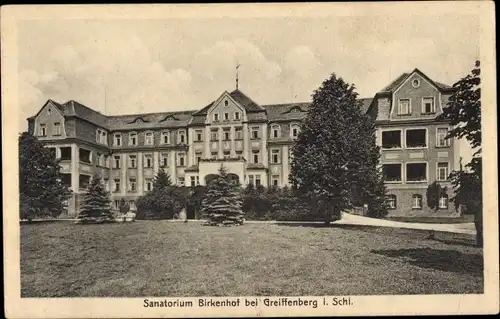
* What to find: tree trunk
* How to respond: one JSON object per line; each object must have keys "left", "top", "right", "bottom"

{"left": 324, "top": 205, "right": 333, "bottom": 226}
{"left": 475, "top": 210, "right": 483, "bottom": 247}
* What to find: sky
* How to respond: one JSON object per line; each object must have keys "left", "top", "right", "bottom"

{"left": 17, "top": 13, "right": 479, "bottom": 131}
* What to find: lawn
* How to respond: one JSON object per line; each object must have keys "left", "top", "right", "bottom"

{"left": 21, "top": 221, "right": 483, "bottom": 297}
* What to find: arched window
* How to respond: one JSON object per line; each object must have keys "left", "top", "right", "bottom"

{"left": 177, "top": 130, "right": 186, "bottom": 144}
{"left": 290, "top": 123, "right": 301, "bottom": 139}
{"left": 271, "top": 124, "right": 281, "bottom": 139}
{"left": 386, "top": 194, "right": 397, "bottom": 209}
{"left": 113, "top": 133, "right": 122, "bottom": 147}
{"left": 439, "top": 194, "right": 449, "bottom": 209}
{"left": 412, "top": 194, "right": 422, "bottom": 209}
{"left": 161, "top": 131, "right": 170, "bottom": 144}
{"left": 144, "top": 131, "right": 154, "bottom": 145}
{"left": 129, "top": 132, "right": 137, "bottom": 146}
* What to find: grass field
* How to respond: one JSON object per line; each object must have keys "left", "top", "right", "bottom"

{"left": 21, "top": 221, "right": 483, "bottom": 297}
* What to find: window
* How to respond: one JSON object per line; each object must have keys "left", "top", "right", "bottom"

{"left": 406, "top": 163, "right": 427, "bottom": 182}
{"left": 235, "top": 150, "right": 243, "bottom": 159}
{"left": 255, "top": 175, "right": 261, "bottom": 186}
{"left": 114, "top": 179, "right": 121, "bottom": 192}
{"left": 211, "top": 152, "right": 218, "bottom": 160}
{"left": 422, "top": 97, "right": 435, "bottom": 114}
{"left": 412, "top": 78, "right": 420, "bottom": 88}
{"left": 223, "top": 151, "right": 230, "bottom": 159}
{"left": 61, "top": 174, "right": 71, "bottom": 187}
{"left": 235, "top": 127, "right": 243, "bottom": 140}
{"left": 290, "top": 124, "right": 300, "bottom": 139}
{"left": 248, "top": 175, "right": 255, "bottom": 185}
{"left": 160, "top": 153, "right": 169, "bottom": 167}
{"left": 251, "top": 126, "right": 260, "bottom": 139}
{"left": 96, "top": 129, "right": 101, "bottom": 143}
{"left": 382, "top": 130, "right": 402, "bottom": 149}
{"left": 129, "top": 178, "right": 137, "bottom": 192}
{"left": 39, "top": 123, "right": 47, "bottom": 136}
{"left": 177, "top": 130, "right": 186, "bottom": 144}
{"left": 102, "top": 178, "right": 109, "bottom": 191}
{"left": 100, "top": 131, "right": 107, "bottom": 145}
{"left": 79, "top": 149, "right": 91, "bottom": 164}
{"left": 53, "top": 122, "right": 61, "bottom": 135}
{"left": 406, "top": 129, "right": 427, "bottom": 148}
{"left": 210, "top": 129, "right": 219, "bottom": 141}
{"left": 271, "top": 125, "right": 280, "bottom": 139}
{"left": 145, "top": 179, "right": 153, "bottom": 192}
{"left": 213, "top": 113, "right": 219, "bottom": 122}
{"left": 195, "top": 152, "right": 202, "bottom": 164}
{"left": 224, "top": 100, "right": 229, "bottom": 106}
{"left": 412, "top": 194, "right": 423, "bottom": 209}
{"left": 129, "top": 200, "right": 136, "bottom": 211}
{"left": 145, "top": 132, "right": 154, "bottom": 145}
{"left": 398, "top": 99, "right": 411, "bottom": 115}
{"left": 178, "top": 177, "right": 185, "bottom": 186}
{"left": 113, "top": 155, "right": 121, "bottom": 169}
{"left": 271, "top": 149, "right": 281, "bottom": 164}
{"left": 437, "top": 162, "right": 449, "bottom": 181}
{"left": 195, "top": 130, "right": 203, "bottom": 142}
{"left": 190, "top": 176, "right": 200, "bottom": 187}
{"left": 234, "top": 112, "right": 240, "bottom": 120}
{"left": 436, "top": 128, "right": 451, "bottom": 147}
{"left": 252, "top": 150, "right": 260, "bottom": 164}
{"left": 382, "top": 164, "right": 402, "bottom": 182}
{"left": 161, "top": 131, "right": 170, "bottom": 144}
{"left": 386, "top": 195, "right": 397, "bottom": 209}
{"left": 96, "top": 152, "right": 102, "bottom": 166}
{"left": 439, "top": 194, "right": 449, "bottom": 209}
{"left": 178, "top": 153, "right": 186, "bottom": 166}
{"left": 78, "top": 175, "right": 90, "bottom": 189}
{"left": 114, "top": 134, "right": 122, "bottom": 146}
{"left": 224, "top": 112, "right": 229, "bottom": 121}
{"left": 129, "top": 132, "right": 138, "bottom": 146}
{"left": 128, "top": 155, "right": 137, "bottom": 168}
{"left": 272, "top": 175, "right": 279, "bottom": 187}
{"left": 144, "top": 154, "right": 153, "bottom": 168}
{"left": 223, "top": 129, "right": 231, "bottom": 141}
{"left": 60, "top": 147, "right": 71, "bottom": 160}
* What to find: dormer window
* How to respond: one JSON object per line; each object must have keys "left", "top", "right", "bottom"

{"left": 271, "top": 124, "right": 281, "bottom": 139}
{"left": 145, "top": 132, "right": 154, "bottom": 145}
{"left": 422, "top": 97, "right": 435, "bottom": 114}
{"left": 129, "top": 132, "right": 137, "bottom": 146}
{"left": 39, "top": 123, "right": 47, "bottom": 137}
{"left": 398, "top": 99, "right": 411, "bottom": 115}
{"left": 113, "top": 133, "right": 122, "bottom": 147}
{"left": 161, "top": 131, "right": 170, "bottom": 144}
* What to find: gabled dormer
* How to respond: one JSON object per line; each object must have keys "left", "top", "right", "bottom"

{"left": 30, "top": 99, "right": 67, "bottom": 139}
{"left": 283, "top": 104, "right": 306, "bottom": 114}
{"left": 371, "top": 69, "right": 454, "bottom": 123}
{"left": 160, "top": 114, "right": 180, "bottom": 122}
{"left": 128, "top": 116, "right": 149, "bottom": 124}
{"left": 204, "top": 91, "right": 248, "bottom": 125}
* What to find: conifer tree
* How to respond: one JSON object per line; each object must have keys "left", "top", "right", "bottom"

{"left": 19, "top": 132, "right": 72, "bottom": 221}
{"left": 201, "top": 165, "right": 244, "bottom": 225}
{"left": 77, "top": 174, "right": 113, "bottom": 223}
{"left": 290, "top": 73, "right": 387, "bottom": 224}
{"left": 153, "top": 167, "right": 172, "bottom": 190}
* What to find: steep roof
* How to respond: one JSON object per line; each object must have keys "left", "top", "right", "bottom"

{"left": 60, "top": 100, "right": 109, "bottom": 128}
{"left": 379, "top": 69, "right": 453, "bottom": 93}
{"left": 358, "top": 98, "right": 374, "bottom": 114}
{"left": 107, "top": 110, "right": 194, "bottom": 130}
{"left": 263, "top": 103, "right": 311, "bottom": 122}
{"left": 229, "top": 89, "right": 266, "bottom": 112}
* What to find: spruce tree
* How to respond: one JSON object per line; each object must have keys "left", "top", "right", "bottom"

{"left": 201, "top": 165, "right": 244, "bottom": 225}
{"left": 153, "top": 167, "right": 172, "bottom": 190}
{"left": 19, "top": 132, "right": 72, "bottom": 221}
{"left": 77, "top": 174, "right": 113, "bottom": 223}
{"left": 290, "top": 73, "right": 387, "bottom": 224}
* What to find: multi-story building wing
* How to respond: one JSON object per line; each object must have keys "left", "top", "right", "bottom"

{"left": 366, "top": 69, "right": 459, "bottom": 217}
{"left": 27, "top": 69, "right": 459, "bottom": 217}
